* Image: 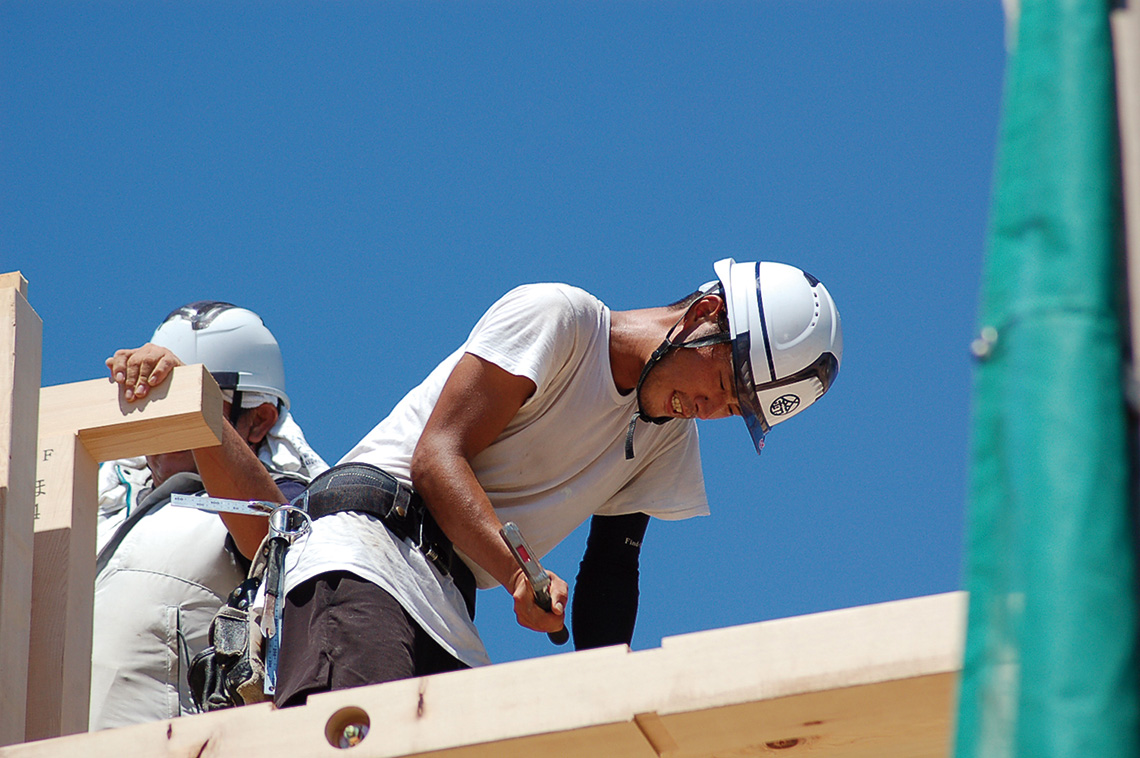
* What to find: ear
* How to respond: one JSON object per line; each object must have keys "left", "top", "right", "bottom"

{"left": 241, "top": 403, "right": 279, "bottom": 445}
{"left": 682, "top": 294, "right": 726, "bottom": 328}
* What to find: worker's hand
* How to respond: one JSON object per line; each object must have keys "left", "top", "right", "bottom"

{"left": 106, "top": 343, "right": 184, "bottom": 402}
{"left": 509, "top": 567, "right": 569, "bottom": 634}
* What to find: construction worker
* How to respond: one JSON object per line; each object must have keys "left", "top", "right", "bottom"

{"left": 274, "top": 259, "right": 842, "bottom": 706}
{"left": 89, "top": 302, "right": 328, "bottom": 730}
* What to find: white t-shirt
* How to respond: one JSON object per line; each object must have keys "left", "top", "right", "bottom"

{"left": 285, "top": 283, "right": 709, "bottom": 666}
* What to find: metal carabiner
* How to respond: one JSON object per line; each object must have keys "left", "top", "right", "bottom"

{"left": 268, "top": 504, "right": 312, "bottom": 543}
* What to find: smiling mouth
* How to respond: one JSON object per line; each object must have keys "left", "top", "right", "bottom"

{"left": 671, "top": 393, "right": 684, "bottom": 417}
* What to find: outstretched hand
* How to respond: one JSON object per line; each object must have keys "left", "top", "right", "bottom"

{"left": 106, "top": 343, "right": 184, "bottom": 402}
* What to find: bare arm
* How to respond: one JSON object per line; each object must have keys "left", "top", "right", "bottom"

{"left": 193, "top": 425, "right": 279, "bottom": 558}
{"left": 410, "top": 353, "right": 568, "bottom": 635}
{"left": 106, "top": 343, "right": 280, "bottom": 557}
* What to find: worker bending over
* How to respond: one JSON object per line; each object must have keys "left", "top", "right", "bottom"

{"left": 273, "top": 258, "right": 842, "bottom": 706}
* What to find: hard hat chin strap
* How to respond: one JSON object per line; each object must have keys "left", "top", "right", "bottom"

{"left": 624, "top": 304, "right": 731, "bottom": 460}
{"left": 211, "top": 370, "right": 247, "bottom": 426}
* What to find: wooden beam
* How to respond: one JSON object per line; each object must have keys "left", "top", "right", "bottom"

{"left": 0, "top": 274, "right": 41, "bottom": 747}
{"left": 0, "top": 592, "right": 966, "bottom": 758}
{"left": 0, "top": 272, "right": 28, "bottom": 298}
{"left": 38, "top": 365, "right": 225, "bottom": 462}
{"left": 25, "top": 364, "right": 225, "bottom": 740}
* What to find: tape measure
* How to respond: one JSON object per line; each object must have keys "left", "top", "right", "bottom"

{"left": 170, "top": 493, "right": 279, "bottom": 516}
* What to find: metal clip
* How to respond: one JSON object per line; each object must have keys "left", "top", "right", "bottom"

{"left": 392, "top": 485, "right": 411, "bottom": 518}
{"left": 269, "top": 504, "right": 312, "bottom": 543}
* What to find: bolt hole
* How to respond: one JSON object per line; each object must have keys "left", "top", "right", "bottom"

{"left": 326, "top": 706, "right": 371, "bottom": 749}
{"left": 766, "top": 738, "right": 800, "bottom": 750}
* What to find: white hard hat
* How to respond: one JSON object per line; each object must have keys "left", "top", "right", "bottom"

{"left": 711, "top": 258, "right": 842, "bottom": 453}
{"left": 150, "top": 301, "right": 290, "bottom": 409}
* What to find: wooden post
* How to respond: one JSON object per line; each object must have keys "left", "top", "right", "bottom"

{"left": 26, "top": 434, "right": 97, "bottom": 741}
{"left": 25, "top": 365, "right": 225, "bottom": 741}
{"left": 0, "top": 274, "right": 42, "bottom": 747}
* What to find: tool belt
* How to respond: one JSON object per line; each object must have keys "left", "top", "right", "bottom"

{"left": 303, "top": 463, "right": 476, "bottom": 617}
{"left": 188, "top": 575, "right": 266, "bottom": 712}
{"left": 304, "top": 463, "right": 456, "bottom": 574}
{"left": 190, "top": 463, "right": 477, "bottom": 713}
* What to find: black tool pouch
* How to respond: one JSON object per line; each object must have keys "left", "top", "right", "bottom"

{"left": 188, "top": 575, "right": 268, "bottom": 711}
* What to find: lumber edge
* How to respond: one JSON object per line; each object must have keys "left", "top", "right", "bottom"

{"left": 0, "top": 592, "right": 965, "bottom": 758}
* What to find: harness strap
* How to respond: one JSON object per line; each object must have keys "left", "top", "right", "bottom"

{"left": 303, "top": 465, "right": 457, "bottom": 575}
{"left": 302, "top": 462, "right": 476, "bottom": 618}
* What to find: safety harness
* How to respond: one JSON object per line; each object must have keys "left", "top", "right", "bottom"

{"left": 188, "top": 463, "right": 476, "bottom": 712}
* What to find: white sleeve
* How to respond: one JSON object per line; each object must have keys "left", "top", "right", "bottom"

{"left": 461, "top": 284, "right": 588, "bottom": 393}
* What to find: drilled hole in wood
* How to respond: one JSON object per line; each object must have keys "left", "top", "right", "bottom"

{"left": 326, "top": 706, "right": 371, "bottom": 749}
{"left": 766, "top": 738, "right": 800, "bottom": 749}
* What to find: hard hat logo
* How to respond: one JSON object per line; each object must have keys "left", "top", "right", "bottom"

{"left": 769, "top": 395, "right": 800, "bottom": 417}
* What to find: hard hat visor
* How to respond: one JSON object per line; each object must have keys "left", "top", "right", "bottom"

{"left": 733, "top": 348, "right": 840, "bottom": 454}
{"left": 728, "top": 330, "right": 770, "bottom": 453}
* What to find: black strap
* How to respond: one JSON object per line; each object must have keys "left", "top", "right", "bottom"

{"left": 302, "top": 464, "right": 461, "bottom": 579}
{"left": 624, "top": 296, "right": 733, "bottom": 459}
{"left": 300, "top": 463, "right": 476, "bottom": 618}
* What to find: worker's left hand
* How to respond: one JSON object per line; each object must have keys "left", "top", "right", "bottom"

{"left": 509, "top": 567, "right": 569, "bottom": 635}
{"left": 106, "top": 343, "right": 184, "bottom": 402}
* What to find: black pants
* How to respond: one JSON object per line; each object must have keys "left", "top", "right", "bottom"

{"left": 274, "top": 571, "right": 469, "bottom": 707}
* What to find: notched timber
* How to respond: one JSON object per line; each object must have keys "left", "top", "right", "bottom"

{"left": 0, "top": 272, "right": 28, "bottom": 298}
{"left": 1, "top": 275, "right": 41, "bottom": 748}
{"left": 633, "top": 712, "right": 679, "bottom": 756}
{"left": 38, "top": 364, "right": 224, "bottom": 462}
{"left": 26, "top": 433, "right": 97, "bottom": 740}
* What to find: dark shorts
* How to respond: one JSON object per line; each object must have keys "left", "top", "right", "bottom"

{"left": 274, "top": 571, "right": 470, "bottom": 707}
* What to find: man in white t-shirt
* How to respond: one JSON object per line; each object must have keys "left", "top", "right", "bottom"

{"left": 274, "top": 259, "right": 843, "bottom": 706}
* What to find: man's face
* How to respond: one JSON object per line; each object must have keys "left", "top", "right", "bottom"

{"left": 638, "top": 339, "right": 741, "bottom": 421}
{"left": 145, "top": 449, "right": 197, "bottom": 487}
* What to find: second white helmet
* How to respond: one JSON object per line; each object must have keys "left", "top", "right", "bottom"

{"left": 150, "top": 301, "right": 290, "bottom": 409}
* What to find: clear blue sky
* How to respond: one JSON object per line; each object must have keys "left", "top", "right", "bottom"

{"left": 2, "top": 1, "right": 1006, "bottom": 666}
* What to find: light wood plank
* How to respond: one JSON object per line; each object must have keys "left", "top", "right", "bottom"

{"left": 653, "top": 674, "right": 956, "bottom": 758}
{"left": 22, "top": 365, "right": 226, "bottom": 740}
{"left": 0, "top": 592, "right": 965, "bottom": 758}
{"left": 26, "top": 434, "right": 98, "bottom": 741}
{"left": 0, "top": 282, "right": 42, "bottom": 747}
{"left": 0, "top": 272, "right": 28, "bottom": 298}
{"left": 38, "top": 364, "right": 225, "bottom": 462}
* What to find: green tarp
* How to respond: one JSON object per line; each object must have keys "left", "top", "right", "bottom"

{"left": 956, "top": 1, "right": 1137, "bottom": 756}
